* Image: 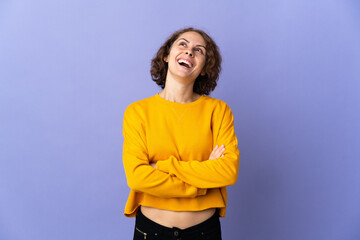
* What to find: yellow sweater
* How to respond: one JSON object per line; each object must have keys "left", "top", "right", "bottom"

{"left": 122, "top": 93, "right": 240, "bottom": 218}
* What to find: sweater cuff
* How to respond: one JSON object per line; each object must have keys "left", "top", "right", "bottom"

{"left": 156, "top": 157, "right": 174, "bottom": 173}
{"left": 197, "top": 188, "right": 207, "bottom": 196}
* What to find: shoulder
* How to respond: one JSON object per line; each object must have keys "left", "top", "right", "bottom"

{"left": 123, "top": 95, "right": 155, "bottom": 118}
{"left": 125, "top": 95, "right": 156, "bottom": 110}
{"left": 202, "top": 95, "right": 233, "bottom": 112}
{"left": 203, "top": 96, "right": 236, "bottom": 127}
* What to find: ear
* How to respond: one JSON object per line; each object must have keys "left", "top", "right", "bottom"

{"left": 164, "top": 56, "right": 169, "bottom": 63}
{"left": 200, "top": 69, "right": 206, "bottom": 76}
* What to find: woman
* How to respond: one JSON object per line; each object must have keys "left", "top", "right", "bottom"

{"left": 122, "top": 27, "right": 240, "bottom": 240}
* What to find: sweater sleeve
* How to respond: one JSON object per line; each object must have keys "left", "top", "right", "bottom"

{"left": 122, "top": 104, "right": 207, "bottom": 198}
{"left": 156, "top": 103, "right": 240, "bottom": 189}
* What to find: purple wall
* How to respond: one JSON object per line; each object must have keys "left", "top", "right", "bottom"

{"left": 1, "top": 0, "right": 359, "bottom": 239}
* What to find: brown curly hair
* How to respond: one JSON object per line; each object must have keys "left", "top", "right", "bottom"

{"left": 150, "top": 27, "right": 222, "bottom": 96}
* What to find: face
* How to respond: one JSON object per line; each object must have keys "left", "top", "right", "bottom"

{"left": 164, "top": 31, "right": 207, "bottom": 82}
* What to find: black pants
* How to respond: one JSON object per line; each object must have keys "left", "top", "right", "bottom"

{"left": 133, "top": 208, "right": 222, "bottom": 240}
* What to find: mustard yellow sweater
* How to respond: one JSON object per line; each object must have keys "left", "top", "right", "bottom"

{"left": 122, "top": 93, "right": 240, "bottom": 218}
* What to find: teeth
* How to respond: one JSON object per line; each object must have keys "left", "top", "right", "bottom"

{"left": 177, "top": 59, "right": 192, "bottom": 68}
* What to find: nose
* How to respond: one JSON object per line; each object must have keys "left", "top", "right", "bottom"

{"left": 186, "top": 51, "right": 193, "bottom": 57}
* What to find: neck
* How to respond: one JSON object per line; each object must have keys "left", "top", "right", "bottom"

{"left": 159, "top": 85, "right": 200, "bottom": 104}
{"left": 160, "top": 72, "right": 201, "bottom": 103}
{"left": 159, "top": 88, "right": 201, "bottom": 103}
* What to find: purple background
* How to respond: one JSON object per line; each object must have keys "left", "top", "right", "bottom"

{"left": 1, "top": 0, "right": 359, "bottom": 239}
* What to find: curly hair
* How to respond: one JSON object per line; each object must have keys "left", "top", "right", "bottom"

{"left": 150, "top": 27, "right": 222, "bottom": 96}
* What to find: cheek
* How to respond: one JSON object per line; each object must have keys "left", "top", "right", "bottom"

{"left": 199, "top": 58, "right": 206, "bottom": 69}
{"left": 168, "top": 51, "right": 178, "bottom": 61}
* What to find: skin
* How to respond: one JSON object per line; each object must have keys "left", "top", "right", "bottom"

{"left": 141, "top": 31, "right": 226, "bottom": 229}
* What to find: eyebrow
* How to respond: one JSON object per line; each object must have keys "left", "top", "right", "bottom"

{"left": 177, "top": 38, "right": 206, "bottom": 49}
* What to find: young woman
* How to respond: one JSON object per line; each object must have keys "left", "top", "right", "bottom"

{"left": 122, "top": 27, "right": 240, "bottom": 240}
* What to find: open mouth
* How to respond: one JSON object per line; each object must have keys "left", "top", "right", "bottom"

{"left": 177, "top": 58, "right": 193, "bottom": 68}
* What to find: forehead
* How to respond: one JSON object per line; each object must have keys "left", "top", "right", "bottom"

{"left": 176, "top": 31, "right": 206, "bottom": 46}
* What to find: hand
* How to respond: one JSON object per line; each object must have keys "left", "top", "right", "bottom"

{"left": 150, "top": 162, "right": 157, "bottom": 169}
{"left": 208, "top": 145, "right": 226, "bottom": 160}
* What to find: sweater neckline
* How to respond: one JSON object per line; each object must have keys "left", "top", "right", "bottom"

{"left": 155, "top": 93, "right": 205, "bottom": 106}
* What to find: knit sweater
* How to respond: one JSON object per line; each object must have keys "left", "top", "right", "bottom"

{"left": 122, "top": 93, "right": 240, "bottom": 218}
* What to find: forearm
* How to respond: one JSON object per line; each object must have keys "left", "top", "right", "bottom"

{"left": 156, "top": 144, "right": 240, "bottom": 188}
{"left": 124, "top": 152, "right": 207, "bottom": 198}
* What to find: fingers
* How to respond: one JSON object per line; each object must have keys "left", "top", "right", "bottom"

{"left": 215, "top": 145, "right": 225, "bottom": 159}
{"left": 208, "top": 145, "right": 226, "bottom": 160}
{"left": 149, "top": 162, "right": 157, "bottom": 169}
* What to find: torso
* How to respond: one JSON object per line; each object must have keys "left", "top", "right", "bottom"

{"left": 140, "top": 92, "right": 216, "bottom": 228}
{"left": 140, "top": 205, "right": 216, "bottom": 229}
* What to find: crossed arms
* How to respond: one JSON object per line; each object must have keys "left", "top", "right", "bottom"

{"left": 122, "top": 103, "right": 240, "bottom": 198}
